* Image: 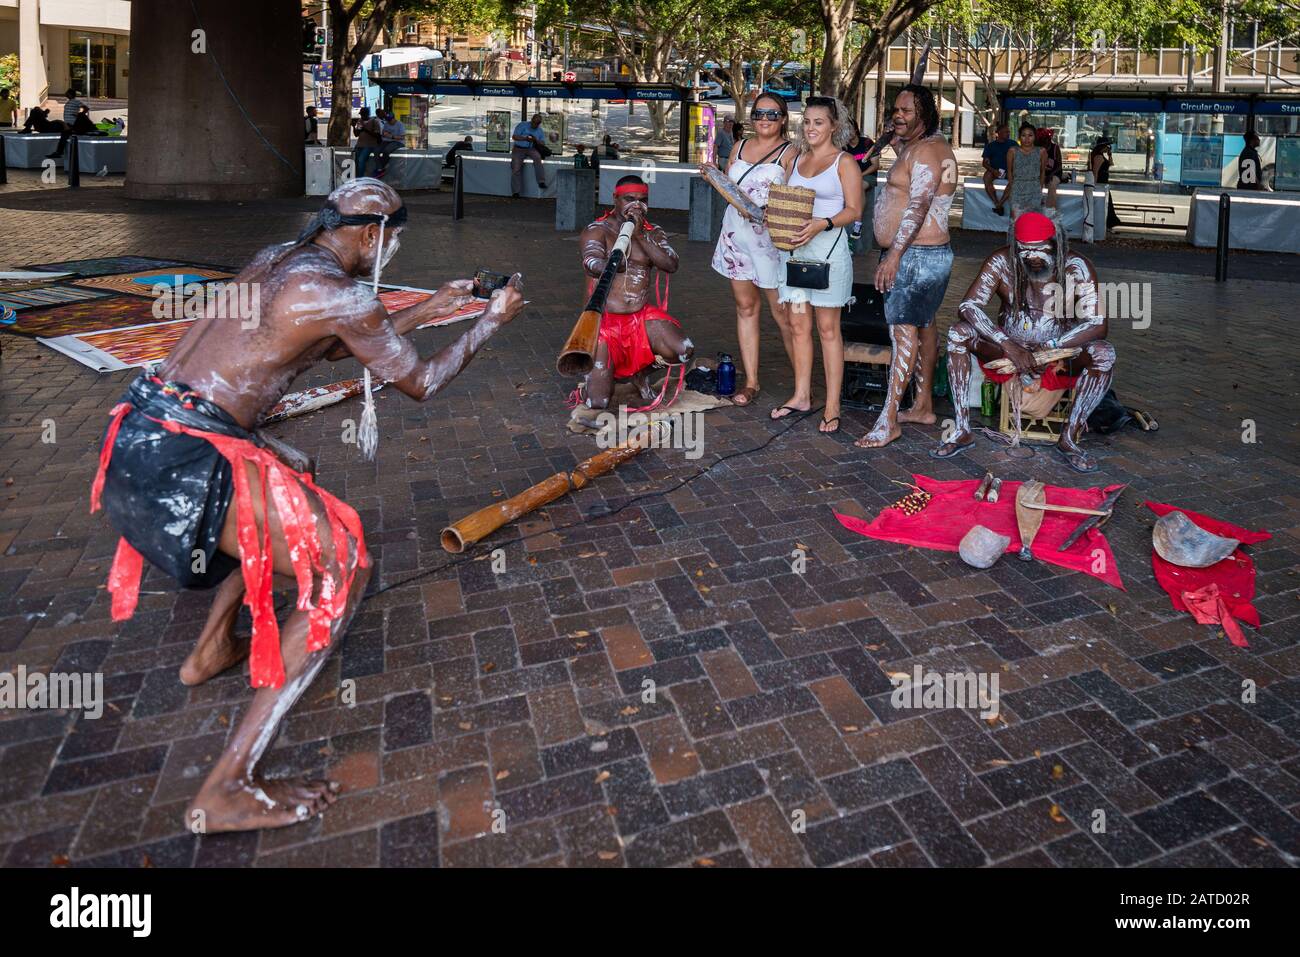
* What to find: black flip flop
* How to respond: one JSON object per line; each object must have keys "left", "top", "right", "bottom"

{"left": 929, "top": 441, "right": 974, "bottom": 460}
{"left": 770, "top": 405, "right": 804, "bottom": 421}
{"left": 820, "top": 416, "right": 840, "bottom": 434}
{"left": 1055, "top": 445, "right": 1098, "bottom": 473}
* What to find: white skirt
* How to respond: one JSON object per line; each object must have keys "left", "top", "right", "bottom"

{"left": 777, "top": 227, "right": 853, "bottom": 309}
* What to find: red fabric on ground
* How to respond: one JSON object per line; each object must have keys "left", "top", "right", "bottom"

{"left": 1144, "top": 501, "right": 1270, "bottom": 645}
{"left": 1182, "top": 584, "right": 1249, "bottom": 648}
{"left": 834, "top": 474, "right": 1125, "bottom": 589}
{"left": 980, "top": 361, "right": 1078, "bottom": 389}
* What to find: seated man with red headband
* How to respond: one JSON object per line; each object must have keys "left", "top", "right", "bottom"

{"left": 576, "top": 174, "right": 693, "bottom": 410}
{"left": 931, "top": 210, "right": 1114, "bottom": 473}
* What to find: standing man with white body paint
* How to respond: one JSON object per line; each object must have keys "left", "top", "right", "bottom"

{"left": 856, "top": 84, "right": 956, "bottom": 450}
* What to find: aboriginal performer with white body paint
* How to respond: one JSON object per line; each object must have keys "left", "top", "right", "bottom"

{"left": 90, "top": 179, "right": 525, "bottom": 832}
{"left": 931, "top": 210, "right": 1114, "bottom": 473}
{"left": 856, "top": 83, "right": 956, "bottom": 450}
{"left": 771, "top": 95, "right": 862, "bottom": 434}
{"left": 707, "top": 92, "right": 797, "bottom": 407}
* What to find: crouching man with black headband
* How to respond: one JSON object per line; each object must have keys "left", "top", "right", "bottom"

{"left": 89, "top": 178, "right": 525, "bottom": 832}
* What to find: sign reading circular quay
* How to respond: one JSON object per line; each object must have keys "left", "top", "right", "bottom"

{"left": 1001, "top": 91, "right": 1300, "bottom": 119}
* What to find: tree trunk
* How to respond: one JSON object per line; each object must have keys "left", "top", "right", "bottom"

{"left": 326, "top": 0, "right": 388, "bottom": 147}
{"left": 819, "top": 0, "right": 857, "bottom": 96}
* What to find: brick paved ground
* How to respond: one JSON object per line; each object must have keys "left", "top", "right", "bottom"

{"left": 1, "top": 182, "right": 1298, "bottom": 868}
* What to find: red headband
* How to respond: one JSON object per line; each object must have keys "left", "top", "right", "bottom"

{"left": 614, "top": 183, "right": 649, "bottom": 198}
{"left": 1014, "top": 211, "right": 1055, "bottom": 244}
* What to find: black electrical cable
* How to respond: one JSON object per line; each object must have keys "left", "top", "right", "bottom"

{"left": 188, "top": 0, "right": 298, "bottom": 175}
{"left": 363, "top": 403, "right": 826, "bottom": 602}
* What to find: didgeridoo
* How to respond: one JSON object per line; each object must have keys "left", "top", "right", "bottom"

{"left": 862, "top": 41, "right": 933, "bottom": 163}
{"left": 441, "top": 419, "right": 670, "bottom": 553}
{"left": 557, "top": 219, "right": 636, "bottom": 377}
{"left": 700, "top": 164, "right": 765, "bottom": 223}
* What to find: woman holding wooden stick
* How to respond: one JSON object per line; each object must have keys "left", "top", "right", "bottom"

{"left": 706, "top": 93, "right": 797, "bottom": 407}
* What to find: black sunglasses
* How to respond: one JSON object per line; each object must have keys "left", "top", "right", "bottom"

{"left": 751, "top": 108, "right": 783, "bottom": 121}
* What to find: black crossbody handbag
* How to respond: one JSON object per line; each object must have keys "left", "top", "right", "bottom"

{"left": 785, "top": 227, "right": 843, "bottom": 290}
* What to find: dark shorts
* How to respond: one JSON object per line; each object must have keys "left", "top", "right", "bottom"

{"left": 99, "top": 375, "right": 239, "bottom": 589}
{"left": 880, "top": 243, "right": 953, "bottom": 328}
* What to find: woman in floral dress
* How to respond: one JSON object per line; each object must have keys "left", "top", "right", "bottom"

{"left": 708, "top": 92, "right": 797, "bottom": 406}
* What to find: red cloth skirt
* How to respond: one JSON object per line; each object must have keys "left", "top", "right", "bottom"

{"left": 599, "top": 305, "right": 677, "bottom": 379}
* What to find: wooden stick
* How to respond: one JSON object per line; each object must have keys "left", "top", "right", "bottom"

{"left": 700, "top": 164, "right": 765, "bottom": 223}
{"left": 441, "top": 420, "right": 670, "bottom": 553}
{"left": 259, "top": 378, "right": 385, "bottom": 426}
{"left": 985, "top": 347, "right": 1081, "bottom": 374}
{"left": 1018, "top": 501, "right": 1111, "bottom": 518}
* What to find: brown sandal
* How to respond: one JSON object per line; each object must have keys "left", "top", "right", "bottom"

{"left": 733, "top": 385, "right": 760, "bottom": 406}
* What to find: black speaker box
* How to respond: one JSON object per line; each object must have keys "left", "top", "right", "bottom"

{"left": 841, "top": 282, "right": 890, "bottom": 346}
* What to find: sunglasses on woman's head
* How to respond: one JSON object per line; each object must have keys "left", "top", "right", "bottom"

{"left": 804, "top": 97, "right": 838, "bottom": 118}
{"left": 751, "top": 109, "right": 782, "bottom": 121}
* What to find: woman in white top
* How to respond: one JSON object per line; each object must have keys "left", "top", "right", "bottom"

{"left": 772, "top": 95, "right": 862, "bottom": 433}
{"left": 708, "top": 93, "right": 797, "bottom": 406}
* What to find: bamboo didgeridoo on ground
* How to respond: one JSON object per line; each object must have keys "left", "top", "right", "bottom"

{"left": 557, "top": 220, "right": 636, "bottom": 377}
{"left": 700, "top": 164, "right": 765, "bottom": 223}
{"left": 441, "top": 420, "right": 670, "bottom": 553}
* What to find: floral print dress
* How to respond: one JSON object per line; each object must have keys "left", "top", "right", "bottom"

{"left": 711, "top": 141, "right": 791, "bottom": 289}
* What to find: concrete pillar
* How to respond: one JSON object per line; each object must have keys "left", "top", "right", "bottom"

{"left": 18, "top": 0, "right": 48, "bottom": 112}
{"left": 124, "top": 0, "right": 302, "bottom": 200}
{"left": 861, "top": 79, "right": 878, "bottom": 137}
{"left": 555, "top": 166, "right": 595, "bottom": 231}
{"left": 688, "top": 175, "right": 725, "bottom": 243}
{"left": 961, "top": 80, "right": 977, "bottom": 145}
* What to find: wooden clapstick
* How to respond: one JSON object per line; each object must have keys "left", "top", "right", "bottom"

{"left": 700, "top": 164, "right": 765, "bottom": 223}
{"left": 985, "top": 347, "right": 1081, "bottom": 375}
{"left": 557, "top": 220, "right": 636, "bottom": 378}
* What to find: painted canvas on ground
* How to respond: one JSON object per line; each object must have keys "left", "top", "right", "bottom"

{"left": 377, "top": 289, "right": 434, "bottom": 312}
{"left": 40, "top": 319, "right": 193, "bottom": 372}
{"left": 73, "top": 268, "right": 235, "bottom": 297}
{"left": 29, "top": 256, "right": 190, "bottom": 278}
{"left": 0, "top": 284, "right": 112, "bottom": 313}
{"left": 3, "top": 295, "right": 163, "bottom": 338}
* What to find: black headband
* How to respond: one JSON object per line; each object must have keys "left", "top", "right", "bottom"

{"left": 294, "top": 200, "right": 408, "bottom": 245}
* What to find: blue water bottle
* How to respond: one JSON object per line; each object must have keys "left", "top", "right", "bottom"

{"left": 716, "top": 353, "right": 736, "bottom": 396}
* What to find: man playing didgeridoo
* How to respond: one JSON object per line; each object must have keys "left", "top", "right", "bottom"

{"left": 577, "top": 174, "right": 693, "bottom": 410}
{"left": 856, "top": 84, "right": 956, "bottom": 450}
{"left": 931, "top": 210, "right": 1114, "bottom": 473}
{"left": 90, "top": 178, "right": 524, "bottom": 831}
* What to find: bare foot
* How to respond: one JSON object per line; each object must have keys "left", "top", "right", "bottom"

{"left": 898, "top": 406, "right": 937, "bottom": 425}
{"left": 188, "top": 775, "right": 340, "bottom": 833}
{"left": 855, "top": 422, "right": 902, "bottom": 449}
{"left": 180, "top": 628, "right": 251, "bottom": 686}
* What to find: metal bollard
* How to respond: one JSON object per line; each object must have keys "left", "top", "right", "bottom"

{"left": 452, "top": 154, "right": 464, "bottom": 221}
{"left": 67, "top": 135, "right": 81, "bottom": 188}
{"left": 1214, "top": 192, "right": 1230, "bottom": 282}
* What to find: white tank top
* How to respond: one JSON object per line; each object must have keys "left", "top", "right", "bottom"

{"left": 789, "top": 153, "right": 846, "bottom": 219}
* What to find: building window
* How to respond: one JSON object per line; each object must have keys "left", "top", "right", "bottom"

{"left": 70, "top": 33, "right": 117, "bottom": 98}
